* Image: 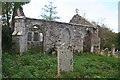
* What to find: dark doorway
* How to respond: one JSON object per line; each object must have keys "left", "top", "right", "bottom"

{"left": 83, "top": 30, "right": 91, "bottom": 52}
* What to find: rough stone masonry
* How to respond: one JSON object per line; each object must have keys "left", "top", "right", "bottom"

{"left": 12, "top": 8, "right": 100, "bottom": 54}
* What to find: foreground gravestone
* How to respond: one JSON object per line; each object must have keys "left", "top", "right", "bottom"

{"left": 57, "top": 43, "right": 73, "bottom": 76}
{"left": 111, "top": 44, "right": 115, "bottom": 56}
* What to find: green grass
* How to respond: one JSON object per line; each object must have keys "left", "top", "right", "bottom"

{"left": 2, "top": 52, "right": 118, "bottom": 78}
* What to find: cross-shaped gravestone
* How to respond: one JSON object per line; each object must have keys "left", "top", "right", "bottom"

{"left": 57, "top": 43, "right": 73, "bottom": 76}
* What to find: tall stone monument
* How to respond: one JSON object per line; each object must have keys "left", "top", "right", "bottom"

{"left": 111, "top": 44, "right": 115, "bottom": 56}
{"left": 57, "top": 43, "right": 73, "bottom": 76}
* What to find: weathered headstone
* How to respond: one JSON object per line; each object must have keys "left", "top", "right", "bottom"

{"left": 105, "top": 48, "right": 109, "bottom": 56}
{"left": 57, "top": 43, "right": 73, "bottom": 76}
{"left": 111, "top": 44, "right": 115, "bottom": 56}
{"left": 115, "top": 50, "right": 118, "bottom": 55}
{"left": 97, "top": 49, "right": 100, "bottom": 55}
{"left": 118, "top": 51, "right": 120, "bottom": 56}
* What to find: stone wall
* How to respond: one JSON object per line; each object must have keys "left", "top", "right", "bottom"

{"left": 12, "top": 16, "right": 100, "bottom": 54}
{"left": 91, "top": 27, "right": 100, "bottom": 53}
{"left": 12, "top": 16, "right": 27, "bottom": 53}
{"left": 24, "top": 18, "right": 94, "bottom": 53}
{"left": 70, "top": 14, "right": 100, "bottom": 53}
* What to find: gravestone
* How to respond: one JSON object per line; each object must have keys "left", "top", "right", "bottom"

{"left": 57, "top": 43, "right": 73, "bottom": 76}
{"left": 97, "top": 49, "right": 100, "bottom": 55}
{"left": 111, "top": 44, "right": 115, "bottom": 56}
{"left": 116, "top": 50, "right": 119, "bottom": 55}
{"left": 105, "top": 48, "right": 109, "bottom": 56}
{"left": 118, "top": 51, "right": 120, "bottom": 56}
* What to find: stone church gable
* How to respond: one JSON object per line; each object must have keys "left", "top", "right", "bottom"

{"left": 70, "top": 14, "right": 96, "bottom": 27}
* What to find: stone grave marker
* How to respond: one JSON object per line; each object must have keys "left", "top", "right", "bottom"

{"left": 105, "top": 48, "right": 109, "bottom": 56}
{"left": 116, "top": 50, "right": 119, "bottom": 56}
{"left": 118, "top": 51, "right": 120, "bottom": 56}
{"left": 97, "top": 49, "right": 100, "bottom": 55}
{"left": 57, "top": 43, "right": 73, "bottom": 76}
{"left": 111, "top": 44, "right": 115, "bottom": 56}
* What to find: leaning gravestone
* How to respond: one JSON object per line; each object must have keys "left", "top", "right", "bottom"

{"left": 111, "top": 44, "right": 115, "bottom": 56}
{"left": 57, "top": 43, "right": 73, "bottom": 76}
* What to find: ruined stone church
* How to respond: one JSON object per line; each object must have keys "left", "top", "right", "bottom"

{"left": 12, "top": 8, "right": 100, "bottom": 54}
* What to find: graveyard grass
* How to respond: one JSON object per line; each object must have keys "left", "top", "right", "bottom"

{"left": 2, "top": 51, "right": 118, "bottom": 78}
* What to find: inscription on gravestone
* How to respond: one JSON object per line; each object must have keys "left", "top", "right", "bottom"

{"left": 57, "top": 43, "right": 73, "bottom": 76}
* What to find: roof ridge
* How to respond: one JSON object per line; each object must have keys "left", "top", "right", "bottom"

{"left": 70, "top": 14, "right": 97, "bottom": 28}
{"left": 76, "top": 14, "right": 97, "bottom": 27}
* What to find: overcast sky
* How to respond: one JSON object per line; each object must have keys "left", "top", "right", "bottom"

{"left": 23, "top": 0, "right": 119, "bottom": 33}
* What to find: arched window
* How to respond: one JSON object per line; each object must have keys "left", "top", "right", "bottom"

{"left": 28, "top": 32, "right": 32, "bottom": 41}
{"left": 33, "top": 26, "right": 38, "bottom": 29}
{"left": 34, "top": 32, "right": 38, "bottom": 41}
